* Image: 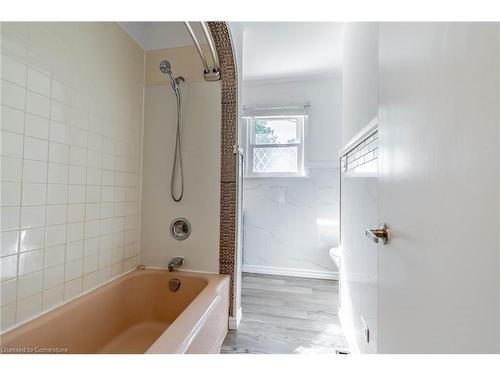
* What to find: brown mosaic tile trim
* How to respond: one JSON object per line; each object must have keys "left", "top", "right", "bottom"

{"left": 208, "top": 22, "right": 238, "bottom": 316}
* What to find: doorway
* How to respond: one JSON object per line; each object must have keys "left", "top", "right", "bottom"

{"left": 223, "top": 22, "right": 347, "bottom": 354}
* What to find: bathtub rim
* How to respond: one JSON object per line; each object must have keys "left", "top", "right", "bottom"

{"left": 145, "top": 270, "right": 229, "bottom": 354}
{"left": 0, "top": 267, "right": 228, "bottom": 342}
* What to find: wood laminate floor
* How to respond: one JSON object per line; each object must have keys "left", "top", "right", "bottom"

{"left": 221, "top": 273, "right": 349, "bottom": 354}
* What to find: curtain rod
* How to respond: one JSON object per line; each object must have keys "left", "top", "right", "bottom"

{"left": 243, "top": 102, "right": 310, "bottom": 113}
{"left": 184, "top": 22, "right": 220, "bottom": 82}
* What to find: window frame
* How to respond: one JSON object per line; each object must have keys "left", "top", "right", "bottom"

{"left": 244, "top": 114, "right": 307, "bottom": 178}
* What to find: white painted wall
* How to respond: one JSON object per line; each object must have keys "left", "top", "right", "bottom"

{"left": 341, "top": 23, "right": 378, "bottom": 146}
{"left": 241, "top": 22, "right": 343, "bottom": 82}
{"left": 243, "top": 78, "right": 342, "bottom": 162}
{"left": 378, "top": 22, "right": 499, "bottom": 353}
{"left": 339, "top": 23, "right": 379, "bottom": 353}
{"left": 140, "top": 47, "right": 221, "bottom": 273}
{"left": 241, "top": 78, "right": 342, "bottom": 278}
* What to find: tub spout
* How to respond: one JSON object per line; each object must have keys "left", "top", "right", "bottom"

{"left": 168, "top": 257, "right": 184, "bottom": 272}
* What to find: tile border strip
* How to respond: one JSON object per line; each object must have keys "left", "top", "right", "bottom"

{"left": 208, "top": 21, "right": 237, "bottom": 316}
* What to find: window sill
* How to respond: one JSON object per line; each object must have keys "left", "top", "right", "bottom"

{"left": 244, "top": 175, "right": 312, "bottom": 180}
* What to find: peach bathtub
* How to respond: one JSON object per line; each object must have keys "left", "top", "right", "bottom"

{"left": 0, "top": 269, "right": 230, "bottom": 354}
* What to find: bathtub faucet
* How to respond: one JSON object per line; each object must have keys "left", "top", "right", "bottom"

{"left": 168, "top": 257, "right": 184, "bottom": 272}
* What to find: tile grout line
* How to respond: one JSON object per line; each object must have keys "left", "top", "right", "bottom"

{"left": 39, "top": 65, "right": 53, "bottom": 310}
{"left": 13, "top": 51, "right": 28, "bottom": 325}
{"left": 1, "top": 25, "right": 142, "bottom": 330}
{"left": 82, "top": 87, "right": 92, "bottom": 292}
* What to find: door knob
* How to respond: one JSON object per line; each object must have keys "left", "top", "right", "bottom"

{"left": 365, "top": 223, "right": 390, "bottom": 244}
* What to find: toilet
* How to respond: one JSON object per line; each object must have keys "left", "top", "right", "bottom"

{"left": 329, "top": 246, "right": 341, "bottom": 269}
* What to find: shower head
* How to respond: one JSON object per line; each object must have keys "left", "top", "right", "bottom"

{"left": 159, "top": 60, "right": 172, "bottom": 74}
{"left": 159, "top": 60, "right": 184, "bottom": 92}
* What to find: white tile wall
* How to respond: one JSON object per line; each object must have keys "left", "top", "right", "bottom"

{"left": 0, "top": 22, "right": 144, "bottom": 331}
{"left": 341, "top": 131, "right": 378, "bottom": 173}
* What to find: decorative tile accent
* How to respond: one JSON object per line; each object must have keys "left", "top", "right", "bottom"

{"left": 341, "top": 131, "right": 378, "bottom": 173}
{"left": 208, "top": 22, "right": 238, "bottom": 316}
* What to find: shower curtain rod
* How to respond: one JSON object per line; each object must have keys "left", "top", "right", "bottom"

{"left": 184, "top": 22, "right": 220, "bottom": 82}
{"left": 243, "top": 102, "right": 310, "bottom": 115}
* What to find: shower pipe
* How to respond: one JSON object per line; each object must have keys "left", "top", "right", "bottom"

{"left": 184, "top": 21, "right": 221, "bottom": 81}
{"left": 159, "top": 60, "right": 185, "bottom": 202}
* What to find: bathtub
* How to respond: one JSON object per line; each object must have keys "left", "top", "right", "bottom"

{"left": 0, "top": 269, "right": 230, "bottom": 354}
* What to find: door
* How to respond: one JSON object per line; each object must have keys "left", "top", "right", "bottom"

{"left": 378, "top": 23, "right": 499, "bottom": 353}
{"left": 339, "top": 127, "right": 379, "bottom": 354}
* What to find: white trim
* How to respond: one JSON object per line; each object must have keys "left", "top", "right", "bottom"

{"left": 233, "top": 144, "right": 244, "bottom": 155}
{"left": 339, "top": 117, "right": 378, "bottom": 157}
{"left": 242, "top": 264, "right": 338, "bottom": 280}
{"left": 245, "top": 114, "right": 307, "bottom": 178}
{"left": 243, "top": 74, "right": 339, "bottom": 86}
{"left": 338, "top": 307, "right": 360, "bottom": 354}
{"left": 228, "top": 306, "right": 242, "bottom": 330}
{"left": 242, "top": 102, "right": 310, "bottom": 117}
{"left": 243, "top": 175, "right": 311, "bottom": 181}
{"left": 308, "top": 160, "right": 338, "bottom": 169}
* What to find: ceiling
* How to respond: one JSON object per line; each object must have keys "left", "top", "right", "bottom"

{"left": 241, "top": 22, "right": 344, "bottom": 82}
{"left": 118, "top": 22, "right": 344, "bottom": 81}
{"left": 118, "top": 22, "right": 199, "bottom": 51}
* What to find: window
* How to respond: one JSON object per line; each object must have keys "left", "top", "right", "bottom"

{"left": 245, "top": 115, "right": 306, "bottom": 177}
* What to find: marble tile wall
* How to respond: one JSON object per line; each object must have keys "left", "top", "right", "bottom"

{"left": 241, "top": 77, "right": 342, "bottom": 278}
{"left": 242, "top": 164, "right": 339, "bottom": 276}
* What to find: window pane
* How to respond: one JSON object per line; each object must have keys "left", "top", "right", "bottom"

{"left": 253, "top": 147, "right": 298, "bottom": 173}
{"left": 253, "top": 118, "right": 299, "bottom": 145}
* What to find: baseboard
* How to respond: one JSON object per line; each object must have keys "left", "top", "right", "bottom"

{"left": 338, "top": 307, "right": 359, "bottom": 354}
{"left": 228, "top": 306, "right": 242, "bottom": 330}
{"left": 242, "top": 264, "right": 338, "bottom": 280}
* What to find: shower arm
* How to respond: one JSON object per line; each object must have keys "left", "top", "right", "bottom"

{"left": 184, "top": 21, "right": 221, "bottom": 82}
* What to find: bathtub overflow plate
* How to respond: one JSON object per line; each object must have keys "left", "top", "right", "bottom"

{"left": 169, "top": 278, "right": 181, "bottom": 292}
{"left": 170, "top": 218, "right": 191, "bottom": 241}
